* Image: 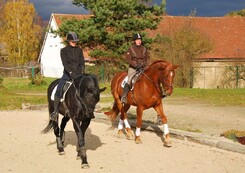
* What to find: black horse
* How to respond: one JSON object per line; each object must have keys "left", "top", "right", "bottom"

{"left": 42, "top": 74, "right": 106, "bottom": 169}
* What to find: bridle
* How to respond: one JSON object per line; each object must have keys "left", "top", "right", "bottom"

{"left": 162, "top": 69, "right": 174, "bottom": 89}
{"left": 141, "top": 67, "right": 174, "bottom": 98}
{"left": 72, "top": 78, "right": 94, "bottom": 115}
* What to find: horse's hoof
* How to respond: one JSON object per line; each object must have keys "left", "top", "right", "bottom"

{"left": 163, "top": 139, "right": 172, "bottom": 147}
{"left": 76, "top": 153, "right": 81, "bottom": 160}
{"left": 58, "top": 150, "right": 65, "bottom": 155}
{"left": 135, "top": 136, "right": 142, "bottom": 144}
{"left": 117, "top": 130, "right": 124, "bottom": 138}
{"left": 81, "top": 163, "right": 90, "bottom": 169}
{"left": 126, "top": 128, "right": 134, "bottom": 140}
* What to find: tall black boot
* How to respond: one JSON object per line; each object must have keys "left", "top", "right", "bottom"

{"left": 121, "top": 83, "right": 130, "bottom": 104}
{"left": 50, "top": 96, "right": 60, "bottom": 122}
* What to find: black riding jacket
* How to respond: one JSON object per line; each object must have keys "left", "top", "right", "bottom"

{"left": 60, "top": 45, "right": 85, "bottom": 77}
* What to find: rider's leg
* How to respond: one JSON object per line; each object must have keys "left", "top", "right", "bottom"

{"left": 121, "top": 83, "right": 130, "bottom": 104}
{"left": 121, "top": 67, "right": 135, "bottom": 104}
{"left": 50, "top": 73, "right": 69, "bottom": 122}
{"left": 50, "top": 95, "right": 60, "bottom": 122}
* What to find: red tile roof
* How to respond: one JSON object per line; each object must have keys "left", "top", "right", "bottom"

{"left": 52, "top": 14, "right": 245, "bottom": 59}
{"left": 151, "top": 16, "right": 245, "bottom": 59}
{"left": 53, "top": 13, "right": 92, "bottom": 27}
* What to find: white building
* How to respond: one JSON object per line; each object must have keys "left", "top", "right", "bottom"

{"left": 38, "top": 13, "right": 65, "bottom": 78}
{"left": 38, "top": 13, "right": 91, "bottom": 78}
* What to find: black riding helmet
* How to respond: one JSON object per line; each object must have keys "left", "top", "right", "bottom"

{"left": 133, "top": 33, "right": 142, "bottom": 40}
{"left": 66, "top": 31, "right": 79, "bottom": 42}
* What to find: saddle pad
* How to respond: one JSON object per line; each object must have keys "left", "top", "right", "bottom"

{"left": 51, "top": 85, "right": 58, "bottom": 101}
{"left": 121, "top": 76, "right": 128, "bottom": 88}
{"left": 51, "top": 81, "right": 72, "bottom": 102}
{"left": 121, "top": 76, "right": 134, "bottom": 90}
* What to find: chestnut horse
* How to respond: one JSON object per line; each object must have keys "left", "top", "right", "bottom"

{"left": 105, "top": 60, "right": 178, "bottom": 147}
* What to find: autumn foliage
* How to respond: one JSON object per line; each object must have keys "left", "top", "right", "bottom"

{"left": 0, "top": 0, "right": 42, "bottom": 66}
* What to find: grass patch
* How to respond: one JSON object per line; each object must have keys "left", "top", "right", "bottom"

{"left": 99, "top": 97, "right": 114, "bottom": 103}
{"left": 2, "top": 77, "right": 55, "bottom": 93}
{"left": 1, "top": 77, "right": 56, "bottom": 110}
{"left": 173, "top": 88, "right": 245, "bottom": 106}
{"left": 98, "top": 82, "right": 111, "bottom": 95}
{"left": 221, "top": 129, "right": 245, "bottom": 143}
{"left": 0, "top": 78, "right": 244, "bottom": 110}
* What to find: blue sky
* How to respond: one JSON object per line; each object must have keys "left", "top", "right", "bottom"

{"left": 29, "top": 0, "right": 245, "bottom": 21}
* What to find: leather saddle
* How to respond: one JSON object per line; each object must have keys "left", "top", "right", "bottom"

{"left": 121, "top": 70, "right": 144, "bottom": 89}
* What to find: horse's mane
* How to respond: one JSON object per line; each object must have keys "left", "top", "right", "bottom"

{"left": 146, "top": 60, "right": 169, "bottom": 70}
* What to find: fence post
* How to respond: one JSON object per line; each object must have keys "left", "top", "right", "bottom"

{"left": 100, "top": 65, "right": 105, "bottom": 82}
{"left": 236, "top": 66, "right": 239, "bottom": 88}
{"left": 31, "top": 66, "right": 35, "bottom": 79}
{"left": 189, "top": 67, "right": 194, "bottom": 88}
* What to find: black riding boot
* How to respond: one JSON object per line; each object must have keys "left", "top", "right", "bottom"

{"left": 121, "top": 83, "right": 130, "bottom": 104}
{"left": 50, "top": 96, "right": 60, "bottom": 122}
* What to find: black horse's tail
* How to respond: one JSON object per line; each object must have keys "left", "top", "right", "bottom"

{"left": 42, "top": 78, "right": 59, "bottom": 134}
{"left": 41, "top": 120, "right": 55, "bottom": 134}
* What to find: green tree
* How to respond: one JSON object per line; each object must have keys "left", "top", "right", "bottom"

{"left": 58, "top": 0, "right": 166, "bottom": 68}
{"left": 1, "top": 0, "right": 42, "bottom": 65}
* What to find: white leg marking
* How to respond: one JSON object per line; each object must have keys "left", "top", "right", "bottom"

{"left": 118, "top": 119, "right": 124, "bottom": 130}
{"left": 124, "top": 119, "right": 131, "bottom": 128}
{"left": 163, "top": 124, "right": 169, "bottom": 135}
{"left": 135, "top": 127, "right": 141, "bottom": 136}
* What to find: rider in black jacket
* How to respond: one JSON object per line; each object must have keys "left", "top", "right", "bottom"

{"left": 50, "top": 31, "right": 85, "bottom": 122}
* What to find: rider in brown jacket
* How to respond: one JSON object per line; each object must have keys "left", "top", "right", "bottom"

{"left": 121, "top": 33, "right": 150, "bottom": 104}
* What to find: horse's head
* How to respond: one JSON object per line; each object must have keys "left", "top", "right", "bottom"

{"left": 75, "top": 74, "right": 105, "bottom": 118}
{"left": 157, "top": 61, "right": 179, "bottom": 97}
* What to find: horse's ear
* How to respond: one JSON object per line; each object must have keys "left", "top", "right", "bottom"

{"left": 173, "top": 65, "right": 180, "bottom": 69}
{"left": 99, "top": 87, "right": 107, "bottom": 93}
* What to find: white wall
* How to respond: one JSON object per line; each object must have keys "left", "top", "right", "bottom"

{"left": 193, "top": 61, "right": 245, "bottom": 89}
{"left": 39, "top": 15, "right": 65, "bottom": 78}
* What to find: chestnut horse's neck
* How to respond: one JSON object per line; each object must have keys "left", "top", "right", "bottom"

{"left": 144, "top": 60, "right": 169, "bottom": 82}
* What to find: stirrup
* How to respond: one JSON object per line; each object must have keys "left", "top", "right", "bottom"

{"left": 121, "top": 96, "right": 127, "bottom": 104}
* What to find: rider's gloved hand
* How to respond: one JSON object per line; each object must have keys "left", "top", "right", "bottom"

{"left": 136, "top": 63, "right": 144, "bottom": 72}
{"left": 69, "top": 72, "right": 76, "bottom": 80}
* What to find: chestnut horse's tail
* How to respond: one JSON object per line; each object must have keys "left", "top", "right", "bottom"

{"left": 104, "top": 71, "right": 125, "bottom": 121}
{"left": 104, "top": 101, "right": 120, "bottom": 121}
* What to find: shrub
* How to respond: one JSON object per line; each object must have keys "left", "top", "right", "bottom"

{"left": 29, "top": 73, "right": 46, "bottom": 86}
{"left": 0, "top": 76, "right": 3, "bottom": 86}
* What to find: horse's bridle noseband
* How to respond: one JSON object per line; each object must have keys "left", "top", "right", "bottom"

{"left": 142, "top": 68, "right": 174, "bottom": 98}
{"left": 72, "top": 80, "right": 94, "bottom": 115}
{"left": 162, "top": 70, "right": 174, "bottom": 89}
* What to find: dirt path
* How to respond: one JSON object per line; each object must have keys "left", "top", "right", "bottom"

{"left": 102, "top": 97, "right": 245, "bottom": 136}
{"left": 0, "top": 110, "right": 244, "bottom": 173}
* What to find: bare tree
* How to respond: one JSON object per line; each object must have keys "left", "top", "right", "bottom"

{"left": 220, "top": 62, "right": 245, "bottom": 88}
{"left": 151, "top": 25, "right": 213, "bottom": 87}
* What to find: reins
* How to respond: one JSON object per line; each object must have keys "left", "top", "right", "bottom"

{"left": 71, "top": 76, "right": 94, "bottom": 115}
{"left": 141, "top": 72, "right": 163, "bottom": 96}
{"left": 129, "top": 68, "right": 164, "bottom": 103}
{"left": 140, "top": 67, "right": 174, "bottom": 98}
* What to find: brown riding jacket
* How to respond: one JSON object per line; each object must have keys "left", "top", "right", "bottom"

{"left": 125, "top": 44, "right": 150, "bottom": 69}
